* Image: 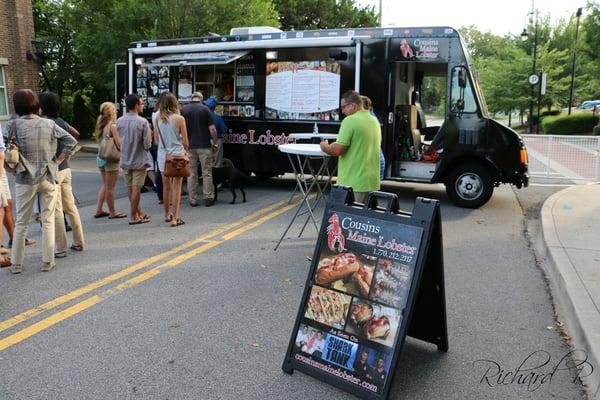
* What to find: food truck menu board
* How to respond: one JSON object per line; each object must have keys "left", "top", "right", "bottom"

{"left": 266, "top": 60, "right": 341, "bottom": 121}
{"left": 283, "top": 187, "right": 447, "bottom": 400}
{"left": 136, "top": 65, "right": 171, "bottom": 109}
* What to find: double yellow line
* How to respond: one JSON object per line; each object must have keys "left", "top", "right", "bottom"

{"left": 0, "top": 198, "right": 304, "bottom": 352}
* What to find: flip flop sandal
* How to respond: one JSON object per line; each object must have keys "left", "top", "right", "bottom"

{"left": 94, "top": 211, "right": 110, "bottom": 218}
{"left": 129, "top": 219, "right": 145, "bottom": 225}
{"left": 164, "top": 215, "right": 173, "bottom": 223}
{"left": 171, "top": 218, "right": 185, "bottom": 227}
{"left": 1, "top": 246, "right": 9, "bottom": 255}
{"left": 140, "top": 214, "right": 151, "bottom": 221}
{"left": 108, "top": 212, "right": 127, "bottom": 219}
{"left": 70, "top": 244, "right": 84, "bottom": 251}
{"left": 0, "top": 257, "right": 11, "bottom": 268}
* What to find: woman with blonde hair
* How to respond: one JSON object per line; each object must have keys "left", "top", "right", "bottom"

{"left": 153, "top": 92, "right": 189, "bottom": 227}
{"left": 94, "top": 102, "right": 126, "bottom": 219}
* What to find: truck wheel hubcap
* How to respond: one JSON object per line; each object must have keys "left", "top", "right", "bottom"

{"left": 456, "top": 173, "right": 483, "bottom": 200}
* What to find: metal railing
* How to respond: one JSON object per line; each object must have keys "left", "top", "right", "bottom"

{"left": 521, "top": 134, "right": 600, "bottom": 182}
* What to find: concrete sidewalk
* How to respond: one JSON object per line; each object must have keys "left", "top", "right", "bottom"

{"left": 539, "top": 183, "right": 600, "bottom": 397}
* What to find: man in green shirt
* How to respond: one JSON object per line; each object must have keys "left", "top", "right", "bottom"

{"left": 320, "top": 90, "right": 381, "bottom": 203}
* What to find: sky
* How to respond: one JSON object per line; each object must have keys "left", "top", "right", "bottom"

{"left": 357, "top": 0, "right": 584, "bottom": 36}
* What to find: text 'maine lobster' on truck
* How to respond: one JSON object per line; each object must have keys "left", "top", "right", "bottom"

{"left": 121, "top": 26, "right": 529, "bottom": 208}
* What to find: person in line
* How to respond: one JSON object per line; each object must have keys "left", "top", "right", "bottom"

{"left": 204, "top": 97, "right": 227, "bottom": 167}
{"left": 94, "top": 102, "right": 127, "bottom": 219}
{"left": 1, "top": 113, "right": 35, "bottom": 253}
{"left": 361, "top": 95, "right": 386, "bottom": 180}
{"left": 1, "top": 180, "right": 36, "bottom": 253}
{"left": 320, "top": 90, "right": 381, "bottom": 203}
{"left": 39, "top": 92, "right": 85, "bottom": 257}
{"left": 5, "top": 89, "right": 77, "bottom": 273}
{"left": 117, "top": 94, "right": 152, "bottom": 225}
{"left": 0, "top": 133, "right": 11, "bottom": 267}
{"left": 153, "top": 92, "right": 189, "bottom": 227}
{"left": 181, "top": 92, "right": 218, "bottom": 207}
{"left": 151, "top": 93, "right": 168, "bottom": 204}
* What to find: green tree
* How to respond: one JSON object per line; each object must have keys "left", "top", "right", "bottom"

{"left": 272, "top": 0, "right": 378, "bottom": 30}
{"left": 32, "top": 0, "right": 82, "bottom": 98}
{"left": 33, "top": 0, "right": 279, "bottom": 136}
{"left": 460, "top": 26, "right": 531, "bottom": 124}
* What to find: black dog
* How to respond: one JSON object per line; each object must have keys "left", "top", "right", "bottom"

{"left": 211, "top": 160, "right": 248, "bottom": 204}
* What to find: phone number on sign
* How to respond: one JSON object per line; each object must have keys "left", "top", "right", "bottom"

{"left": 372, "top": 248, "right": 413, "bottom": 263}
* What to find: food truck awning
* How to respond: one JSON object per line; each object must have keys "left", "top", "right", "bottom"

{"left": 131, "top": 37, "right": 356, "bottom": 55}
{"left": 145, "top": 51, "right": 249, "bottom": 66}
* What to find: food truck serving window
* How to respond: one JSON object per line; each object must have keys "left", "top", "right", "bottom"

{"left": 265, "top": 58, "right": 342, "bottom": 121}
{"left": 134, "top": 51, "right": 256, "bottom": 118}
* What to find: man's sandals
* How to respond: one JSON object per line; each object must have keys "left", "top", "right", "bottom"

{"left": 129, "top": 214, "right": 151, "bottom": 225}
{"left": 171, "top": 218, "right": 185, "bottom": 227}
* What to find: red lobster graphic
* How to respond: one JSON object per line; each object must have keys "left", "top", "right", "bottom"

{"left": 327, "top": 214, "right": 346, "bottom": 252}
{"left": 400, "top": 39, "right": 414, "bottom": 58}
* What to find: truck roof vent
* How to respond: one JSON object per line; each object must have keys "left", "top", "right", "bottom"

{"left": 229, "top": 26, "right": 283, "bottom": 36}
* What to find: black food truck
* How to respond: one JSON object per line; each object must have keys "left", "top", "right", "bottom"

{"left": 122, "top": 26, "right": 529, "bottom": 208}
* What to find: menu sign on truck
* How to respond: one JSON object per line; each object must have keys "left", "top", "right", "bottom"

{"left": 265, "top": 60, "right": 341, "bottom": 121}
{"left": 283, "top": 186, "right": 448, "bottom": 400}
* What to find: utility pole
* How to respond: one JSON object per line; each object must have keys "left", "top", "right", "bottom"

{"left": 568, "top": 8, "right": 583, "bottom": 115}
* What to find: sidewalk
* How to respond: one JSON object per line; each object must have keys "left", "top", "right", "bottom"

{"left": 539, "top": 183, "right": 600, "bottom": 395}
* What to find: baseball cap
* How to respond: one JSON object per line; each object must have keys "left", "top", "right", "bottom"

{"left": 205, "top": 97, "right": 218, "bottom": 107}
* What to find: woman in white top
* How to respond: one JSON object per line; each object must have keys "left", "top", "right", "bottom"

{"left": 153, "top": 92, "right": 189, "bottom": 227}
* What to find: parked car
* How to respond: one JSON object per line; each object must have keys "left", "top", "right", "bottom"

{"left": 579, "top": 100, "right": 600, "bottom": 110}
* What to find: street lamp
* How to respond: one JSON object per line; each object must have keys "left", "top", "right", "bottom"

{"left": 521, "top": 1, "right": 538, "bottom": 133}
{"left": 568, "top": 7, "right": 584, "bottom": 115}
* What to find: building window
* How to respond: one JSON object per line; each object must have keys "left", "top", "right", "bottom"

{"left": 0, "top": 66, "right": 8, "bottom": 117}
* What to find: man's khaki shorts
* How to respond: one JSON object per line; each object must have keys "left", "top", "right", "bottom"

{"left": 123, "top": 168, "right": 147, "bottom": 187}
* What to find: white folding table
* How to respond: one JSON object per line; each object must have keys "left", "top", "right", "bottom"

{"left": 275, "top": 143, "right": 335, "bottom": 250}
{"left": 288, "top": 133, "right": 339, "bottom": 140}
{"left": 286, "top": 133, "right": 338, "bottom": 204}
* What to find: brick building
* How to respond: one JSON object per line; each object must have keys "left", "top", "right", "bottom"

{"left": 0, "top": 0, "right": 39, "bottom": 121}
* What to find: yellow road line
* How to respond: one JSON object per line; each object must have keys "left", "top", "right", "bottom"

{"left": 0, "top": 199, "right": 288, "bottom": 333}
{"left": 0, "top": 198, "right": 303, "bottom": 352}
{"left": 0, "top": 296, "right": 101, "bottom": 351}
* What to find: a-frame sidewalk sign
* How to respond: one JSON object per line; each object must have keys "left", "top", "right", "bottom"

{"left": 282, "top": 186, "right": 448, "bottom": 400}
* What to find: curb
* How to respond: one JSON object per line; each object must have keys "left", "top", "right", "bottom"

{"left": 538, "top": 184, "right": 600, "bottom": 397}
{"left": 80, "top": 145, "right": 98, "bottom": 154}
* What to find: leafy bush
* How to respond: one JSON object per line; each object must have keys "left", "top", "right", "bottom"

{"left": 593, "top": 125, "right": 600, "bottom": 136}
{"left": 540, "top": 109, "right": 561, "bottom": 117}
{"left": 540, "top": 113, "right": 600, "bottom": 135}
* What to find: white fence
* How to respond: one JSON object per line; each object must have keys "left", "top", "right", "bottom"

{"left": 521, "top": 134, "right": 600, "bottom": 182}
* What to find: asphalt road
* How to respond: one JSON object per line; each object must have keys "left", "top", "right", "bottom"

{"left": 0, "top": 153, "right": 588, "bottom": 399}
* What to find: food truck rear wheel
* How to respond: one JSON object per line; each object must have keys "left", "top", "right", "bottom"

{"left": 445, "top": 163, "right": 494, "bottom": 209}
